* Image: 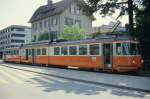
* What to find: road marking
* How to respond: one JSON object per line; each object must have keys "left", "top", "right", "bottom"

{"left": 1, "top": 67, "right": 39, "bottom": 84}
{"left": 0, "top": 69, "right": 23, "bottom": 84}
{"left": 0, "top": 76, "right": 8, "bottom": 84}
{"left": 1, "top": 67, "right": 54, "bottom": 84}
{"left": 1, "top": 65, "right": 67, "bottom": 83}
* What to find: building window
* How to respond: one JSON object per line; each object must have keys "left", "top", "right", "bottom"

{"left": 75, "top": 20, "right": 81, "bottom": 27}
{"left": 44, "top": 20, "right": 47, "bottom": 28}
{"left": 79, "top": 45, "right": 87, "bottom": 55}
{"left": 69, "top": 46, "right": 77, "bottom": 55}
{"left": 65, "top": 18, "right": 73, "bottom": 26}
{"left": 32, "top": 24, "right": 35, "bottom": 30}
{"left": 11, "top": 34, "right": 25, "bottom": 37}
{"left": 54, "top": 47, "right": 60, "bottom": 55}
{"left": 39, "top": 21, "right": 42, "bottom": 29}
{"left": 11, "top": 39, "right": 25, "bottom": 43}
{"left": 90, "top": 44, "right": 100, "bottom": 55}
{"left": 49, "top": 31, "right": 58, "bottom": 40}
{"left": 75, "top": 7, "right": 80, "bottom": 15}
{"left": 61, "top": 47, "right": 68, "bottom": 55}
{"left": 52, "top": 17, "right": 57, "bottom": 25}
{"left": 70, "top": 5, "right": 75, "bottom": 14}
{"left": 11, "top": 27, "right": 25, "bottom": 31}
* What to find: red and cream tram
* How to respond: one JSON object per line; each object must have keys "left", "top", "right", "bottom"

{"left": 4, "top": 34, "right": 142, "bottom": 72}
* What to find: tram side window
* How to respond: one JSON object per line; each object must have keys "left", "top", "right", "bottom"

{"left": 69, "top": 46, "right": 77, "bottom": 55}
{"left": 79, "top": 45, "right": 87, "bottom": 55}
{"left": 54, "top": 47, "right": 60, "bottom": 55}
{"left": 37, "top": 49, "right": 41, "bottom": 55}
{"left": 90, "top": 44, "right": 99, "bottom": 55}
{"left": 116, "top": 43, "right": 122, "bottom": 55}
{"left": 16, "top": 50, "right": 19, "bottom": 55}
{"left": 10, "top": 50, "right": 13, "bottom": 55}
{"left": 14, "top": 50, "right": 17, "bottom": 55}
{"left": 61, "top": 47, "right": 68, "bottom": 55}
{"left": 42, "top": 48, "right": 47, "bottom": 55}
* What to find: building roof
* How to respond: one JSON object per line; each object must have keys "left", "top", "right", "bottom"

{"left": 29, "top": 0, "right": 94, "bottom": 23}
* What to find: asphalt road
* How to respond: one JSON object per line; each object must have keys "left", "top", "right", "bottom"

{"left": 0, "top": 65, "right": 150, "bottom": 99}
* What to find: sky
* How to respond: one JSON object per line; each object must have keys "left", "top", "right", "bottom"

{"left": 0, "top": 0, "right": 128, "bottom": 30}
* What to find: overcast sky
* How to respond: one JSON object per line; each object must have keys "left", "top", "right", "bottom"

{"left": 0, "top": 0, "right": 128, "bottom": 30}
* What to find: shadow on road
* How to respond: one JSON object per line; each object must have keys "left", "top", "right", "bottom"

{"left": 30, "top": 74, "right": 147, "bottom": 97}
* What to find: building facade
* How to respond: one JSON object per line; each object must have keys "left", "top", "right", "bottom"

{"left": 92, "top": 22, "right": 126, "bottom": 34}
{"left": 0, "top": 25, "right": 31, "bottom": 53}
{"left": 29, "top": 0, "right": 94, "bottom": 42}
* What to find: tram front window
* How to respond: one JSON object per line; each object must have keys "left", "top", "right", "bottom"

{"left": 116, "top": 43, "right": 140, "bottom": 55}
{"left": 130, "top": 43, "right": 139, "bottom": 55}
{"left": 122, "top": 43, "right": 130, "bottom": 55}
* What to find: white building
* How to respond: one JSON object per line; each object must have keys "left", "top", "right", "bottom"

{"left": 29, "top": 0, "right": 94, "bottom": 42}
{"left": 92, "top": 22, "right": 126, "bottom": 34}
{"left": 0, "top": 25, "right": 31, "bottom": 53}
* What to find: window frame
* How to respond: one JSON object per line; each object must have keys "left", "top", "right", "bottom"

{"left": 89, "top": 44, "right": 100, "bottom": 55}
{"left": 37, "top": 48, "right": 41, "bottom": 56}
{"left": 61, "top": 46, "right": 68, "bottom": 56}
{"left": 79, "top": 45, "right": 88, "bottom": 55}
{"left": 69, "top": 46, "right": 77, "bottom": 55}
{"left": 54, "top": 47, "right": 60, "bottom": 55}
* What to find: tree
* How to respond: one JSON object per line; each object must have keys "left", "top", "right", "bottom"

{"left": 59, "top": 26, "right": 86, "bottom": 40}
{"left": 135, "top": 0, "right": 150, "bottom": 60}
{"left": 83, "top": 0, "right": 138, "bottom": 35}
{"left": 38, "top": 33, "right": 49, "bottom": 41}
{"left": 90, "top": 32, "right": 103, "bottom": 38}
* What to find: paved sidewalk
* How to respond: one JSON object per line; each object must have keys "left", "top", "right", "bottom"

{"left": 1, "top": 63, "right": 150, "bottom": 92}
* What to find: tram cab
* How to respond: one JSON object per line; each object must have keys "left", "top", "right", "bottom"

{"left": 102, "top": 34, "right": 142, "bottom": 72}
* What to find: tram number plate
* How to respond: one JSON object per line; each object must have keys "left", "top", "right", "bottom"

{"left": 91, "top": 57, "right": 96, "bottom": 61}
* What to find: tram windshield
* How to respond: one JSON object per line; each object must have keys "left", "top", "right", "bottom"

{"left": 116, "top": 42, "right": 140, "bottom": 55}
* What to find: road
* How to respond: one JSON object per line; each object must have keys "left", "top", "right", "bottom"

{"left": 0, "top": 64, "right": 150, "bottom": 99}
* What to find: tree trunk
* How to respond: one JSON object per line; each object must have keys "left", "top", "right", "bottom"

{"left": 128, "top": 0, "right": 134, "bottom": 35}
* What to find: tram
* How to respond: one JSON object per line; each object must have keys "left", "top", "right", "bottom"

{"left": 3, "top": 34, "right": 142, "bottom": 72}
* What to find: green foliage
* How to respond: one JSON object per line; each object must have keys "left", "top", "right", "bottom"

{"left": 90, "top": 32, "right": 103, "bottom": 38}
{"left": 38, "top": 33, "right": 49, "bottom": 41}
{"left": 59, "top": 26, "right": 86, "bottom": 40}
{"left": 135, "top": 0, "right": 150, "bottom": 60}
{"left": 84, "top": 0, "right": 135, "bottom": 33}
{"left": 84, "top": 0, "right": 129, "bottom": 17}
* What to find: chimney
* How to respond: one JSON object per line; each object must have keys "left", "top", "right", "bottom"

{"left": 47, "top": 0, "right": 53, "bottom": 6}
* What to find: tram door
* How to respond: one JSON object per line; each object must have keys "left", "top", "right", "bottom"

{"left": 32, "top": 49, "right": 35, "bottom": 64}
{"left": 25, "top": 49, "right": 28, "bottom": 60}
{"left": 103, "top": 44, "right": 113, "bottom": 70}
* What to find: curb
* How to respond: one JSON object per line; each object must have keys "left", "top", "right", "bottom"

{"left": 2, "top": 64, "right": 150, "bottom": 93}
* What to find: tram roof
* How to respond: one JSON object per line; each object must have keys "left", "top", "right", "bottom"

{"left": 21, "top": 34, "right": 137, "bottom": 48}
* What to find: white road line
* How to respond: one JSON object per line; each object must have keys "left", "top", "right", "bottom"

{"left": 0, "top": 69, "right": 23, "bottom": 84}
{"left": 0, "top": 75, "right": 9, "bottom": 84}
{"left": 1, "top": 67, "right": 39, "bottom": 84}
{"left": 1, "top": 66, "right": 55, "bottom": 84}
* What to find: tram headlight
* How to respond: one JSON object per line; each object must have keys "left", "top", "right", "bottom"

{"left": 132, "top": 60, "right": 136, "bottom": 64}
{"left": 141, "top": 60, "right": 144, "bottom": 63}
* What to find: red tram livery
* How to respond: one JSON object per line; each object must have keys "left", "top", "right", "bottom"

{"left": 4, "top": 34, "right": 142, "bottom": 72}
